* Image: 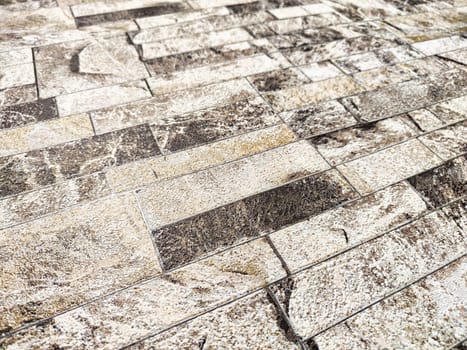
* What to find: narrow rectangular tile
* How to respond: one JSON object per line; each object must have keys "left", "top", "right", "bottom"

{"left": 248, "top": 67, "right": 310, "bottom": 92}
{"left": 0, "top": 113, "right": 94, "bottom": 157}
{"left": 263, "top": 75, "right": 363, "bottom": 112}
{"left": 269, "top": 6, "right": 309, "bottom": 19}
{"left": 71, "top": 0, "right": 184, "bottom": 17}
{"left": 136, "top": 6, "right": 230, "bottom": 28}
{"left": 337, "top": 139, "right": 442, "bottom": 194}
{"left": 189, "top": 0, "right": 257, "bottom": 8}
{"left": 311, "top": 116, "right": 417, "bottom": 165}
{"left": 153, "top": 169, "right": 356, "bottom": 270}
{"left": 280, "top": 99, "right": 358, "bottom": 138}
{"left": 107, "top": 124, "right": 296, "bottom": 192}
{"left": 314, "top": 257, "right": 466, "bottom": 350}
{"left": 74, "top": 1, "right": 188, "bottom": 26}
{"left": 270, "top": 182, "right": 428, "bottom": 271}
{"left": 270, "top": 210, "right": 465, "bottom": 338}
{"left": 138, "top": 141, "right": 331, "bottom": 229}
{"left": 0, "top": 63, "right": 35, "bottom": 90}
{"left": 443, "top": 198, "right": 466, "bottom": 232}
{"left": 91, "top": 78, "right": 257, "bottom": 134}
{"left": 439, "top": 48, "right": 467, "bottom": 65}
{"left": 428, "top": 96, "right": 467, "bottom": 124}
{"left": 352, "top": 64, "right": 418, "bottom": 90}
{"left": 267, "top": 13, "right": 350, "bottom": 34}
{"left": 405, "top": 109, "right": 444, "bottom": 132}
{"left": 341, "top": 69, "right": 467, "bottom": 122}
{"left": 0, "top": 85, "right": 37, "bottom": 109}
{"left": 408, "top": 155, "right": 467, "bottom": 208}
{"left": 0, "top": 173, "right": 110, "bottom": 229}
{"left": 55, "top": 80, "right": 151, "bottom": 116}
{"left": 418, "top": 121, "right": 467, "bottom": 160}
{"left": 0, "top": 192, "right": 160, "bottom": 333}
{"left": 140, "top": 28, "right": 252, "bottom": 60}
{"left": 150, "top": 97, "right": 280, "bottom": 152}
{"left": 300, "top": 60, "right": 343, "bottom": 81}
{"left": 147, "top": 54, "right": 286, "bottom": 94}
{"left": 0, "top": 124, "right": 160, "bottom": 198}
{"left": 0, "top": 98, "right": 58, "bottom": 130}
{"left": 0, "top": 238, "right": 285, "bottom": 349}
{"left": 0, "top": 48, "right": 32, "bottom": 67}
{"left": 412, "top": 35, "right": 467, "bottom": 55}
{"left": 126, "top": 291, "right": 301, "bottom": 350}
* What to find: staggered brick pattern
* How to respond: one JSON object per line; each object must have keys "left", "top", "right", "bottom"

{"left": 0, "top": 0, "right": 466, "bottom": 348}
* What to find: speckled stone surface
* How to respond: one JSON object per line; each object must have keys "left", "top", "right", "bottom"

{"left": 0, "top": 0, "right": 466, "bottom": 348}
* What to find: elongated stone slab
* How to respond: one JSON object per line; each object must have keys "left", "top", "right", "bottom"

{"left": 150, "top": 97, "right": 279, "bottom": 152}
{"left": 405, "top": 109, "right": 444, "bottom": 132}
{"left": 439, "top": 48, "right": 467, "bottom": 66}
{"left": 135, "top": 6, "right": 230, "bottom": 28}
{"left": 0, "top": 98, "right": 58, "bottom": 130}
{"left": 127, "top": 291, "right": 301, "bottom": 350}
{"left": 147, "top": 54, "right": 286, "bottom": 94}
{"left": 55, "top": 80, "right": 151, "bottom": 116}
{"left": 412, "top": 35, "right": 467, "bottom": 55}
{"left": 270, "top": 182, "right": 428, "bottom": 272}
{"left": 0, "top": 238, "right": 285, "bottom": 349}
{"left": 428, "top": 96, "right": 467, "bottom": 124}
{"left": 267, "top": 12, "right": 350, "bottom": 34}
{"left": 189, "top": 0, "right": 257, "bottom": 8}
{"left": 280, "top": 99, "right": 357, "bottom": 138}
{"left": 269, "top": 5, "right": 309, "bottom": 19}
{"left": 338, "top": 139, "right": 442, "bottom": 194}
{"left": 154, "top": 169, "right": 356, "bottom": 270}
{"left": 145, "top": 38, "right": 274, "bottom": 75}
{"left": 418, "top": 121, "right": 467, "bottom": 160}
{"left": 262, "top": 75, "right": 363, "bottom": 112}
{"left": 352, "top": 63, "right": 417, "bottom": 90}
{"left": 300, "top": 60, "right": 343, "bottom": 82}
{"left": 0, "top": 85, "right": 37, "bottom": 109}
{"left": 341, "top": 69, "right": 467, "bottom": 122}
{"left": 0, "top": 113, "right": 94, "bottom": 157}
{"left": 91, "top": 78, "right": 257, "bottom": 134}
{"left": 0, "top": 63, "right": 35, "bottom": 90}
{"left": 314, "top": 257, "right": 467, "bottom": 350}
{"left": 0, "top": 172, "right": 110, "bottom": 229}
{"left": 0, "top": 48, "right": 32, "bottom": 67}
{"left": 0, "top": 192, "right": 160, "bottom": 333}
{"left": 141, "top": 28, "right": 252, "bottom": 60}
{"left": 311, "top": 116, "right": 417, "bottom": 165}
{"left": 0, "top": 124, "right": 160, "bottom": 198}
{"left": 35, "top": 37, "right": 149, "bottom": 99}
{"left": 443, "top": 198, "right": 466, "bottom": 232}
{"left": 248, "top": 67, "right": 310, "bottom": 92}
{"left": 107, "top": 124, "right": 296, "bottom": 192}
{"left": 138, "top": 141, "right": 331, "bottom": 229}
{"left": 270, "top": 210, "right": 465, "bottom": 338}
{"left": 408, "top": 155, "right": 467, "bottom": 208}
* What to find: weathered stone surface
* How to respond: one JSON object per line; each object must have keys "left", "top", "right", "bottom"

{"left": 0, "top": 114, "right": 94, "bottom": 157}
{"left": 0, "top": 85, "right": 37, "bottom": 108}
{"left": 262, "top": 75, "right": 363, "bottom": 111}
{"left": 248, "top": 67, "right": 310, "bottom": 91}
{"left": 271, "top": 210, "right": 465, "bottom": 338}
{"left": 0, "top": 124, "right": 160, "bottom": 197}
{"left": 311, "top": 116, "right": 417, "bottom": 165}
{"left": 280, "top": 99, "right": 357, "bottom": 138}
{"left": 34, "top": 37, "right": 149, "bottom": 99}
{"left": 0, "top": 98, "right": 58, "bottom": 130}
{"left": 127, "top": 291, "right": 301, "bottom": 350}
{"left": 0, "top": 48, "right": 32, "bottom": 67}
{"left": 341, "top": 69, "right": 467, "bottom": 122}
{"left": 267, "top": 12, "right": 350, "bottom": 34}
{"left": 337, "top": 139, "right": 442, "bottom": 194}
{"left": 141, "top": 28, "right": 253, "bottom": 60}
{"left": 147, "top": 54, "right": 287, "bottom": 94}
{"left": 443, "top": 198, "right": 466, "bottom": 232}
{"left": 408, "top": 155, "right": 467, "bottom": 207}
{"left": 106, "top": 124, "right": 296, "bottom": 192}
{"left": 405, "top": 109, "right": 445, "bottom": 132}
{"left": 428, "top": 96, "right": 467, "bottom": 124}
{"left": 0, "top": 63, "right": 35, "bottom": 90}
{"left": 153, "top": 169, "right": 356, "bottom": 270}
{"left": 412, "top": 35, "right": 467, "bottom": 55}
{"left": 150, "top": 97, "right": 279, "bottom": 152}
{"left": 0, "top": 192, "right": 161, "bottom": 333}
{"left": 270, "top": 182, "right": 428, "bottom": 271}
{"left": 300, "top": 60, "right": 343, "bottom": 81}
{"left": 439, "top": 48, "right": 467, "bottom": 65}
{"left": 314, "top": 257, "right": 467, "bottom": 350}
{"left": 419, "top": 121, "right": 467, "bottom": 160}
{"left": 91, "top": 78, "right": 257, "bottom": 134}
{"left": 0, "top": 238, "right": 285, "bottom": 349}
{"left": 138, "top": 141, "right": 332, "bottom": 229}
{"left": 0, "top": 172, "right": 110, "bottom": 229}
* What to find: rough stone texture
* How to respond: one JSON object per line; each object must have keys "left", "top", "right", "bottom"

{"left": 0, "top": 192, "right": 161, "bottom": 333}
{"left": 1, "top": 1, "right": 466, "bottom": 347}
{"left": 314, "top": 257, "right": 467, "bottom": 350}
{"left": 126, "top": 291, "right": 302, "bottom": 350}
{"left": 270, "top": 182, "right": 428, "bottom": 271}
{"left": 0, "top": 238, "right": 286, "bottom": 349}
{"left": 337, "top": 139, "right": 442, "bottom": 194}
{"left": 271, "top": 210, "right": 465, "bottom": 338}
